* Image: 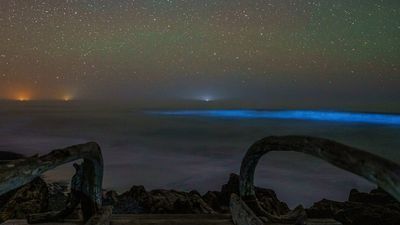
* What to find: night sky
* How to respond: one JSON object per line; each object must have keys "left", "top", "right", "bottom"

{"left": 1, "top": 0, "right": 399, "bottom": 109}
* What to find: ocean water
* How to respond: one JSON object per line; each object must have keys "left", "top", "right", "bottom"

{"left": 1, "top": 101, "right": 400, "bottom": 207}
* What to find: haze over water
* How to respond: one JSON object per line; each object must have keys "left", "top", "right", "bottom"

{"left": 1, "top": 101, "right": 399, "bottom": 208}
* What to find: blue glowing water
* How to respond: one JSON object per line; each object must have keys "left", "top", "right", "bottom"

{"left": 149, "top": 110, "right": 400, "bottom": 125}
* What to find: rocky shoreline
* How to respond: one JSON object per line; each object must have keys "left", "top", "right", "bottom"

{"left": 0, "top": 173, "right": 399, "bottom": 225}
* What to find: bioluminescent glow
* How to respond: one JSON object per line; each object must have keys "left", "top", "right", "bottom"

{"left": 148, "top": 110, "right": 400, "bottom": 125}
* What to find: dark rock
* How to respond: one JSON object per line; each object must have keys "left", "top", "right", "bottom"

{"left": 112, "top": 186, "right": 147, "bottom": 214}
{"left": 113, "top": 199, "right": 143, "bottom": 214}
{"left": 203, "top": 191, "right": 226, "bottom": 212}
{"left": 47, "top": 182, "right": 69, "bottom": 211}
{"left": 255, "top": 186, "right": 290, "bottom": 216}
{"left": 219, "top": 173, "right": 290, "bottom": 215}
{"left": 108, "top": 173, "right": 290, "bottom": 215}
{"left": 306, "top": 199, "right": 345, "bottom": 218}
{"left": 124, "top": 185, "right": 148, "bottom": 199}
{"left": 103, "top": 190, "right": 119, "bottom": 206}
{"left": 349, "top": 188, "right": 398, "bottom": 205}
{"left": 112, "top": 186, "right": 215, "bottom": 214}
{"left": 307, "top": 188, "right": 400, "bottom": 225}
{"left": 0, "top": 151, "right": 24, "bottom": 161}
{"left": 0, "top": 178, "right": 48, "bottom": 222}
{"left": 220, "top": 173, "right": 240, "bottom": 204}
{"left": 147, "top": 189, "right": 215, "bottom": 214}
{"left": 335, "top": 202, "right": 400, "bottom": 225}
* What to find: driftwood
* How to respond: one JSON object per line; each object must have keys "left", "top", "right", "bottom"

{"left": 84, "top": 206, "right": 113, "bottom": 225}
{"left": 231, "top": 136, "right": 400, "bottom": 225}
{"left": 0, "top": 142, "right": 104, "bottom": 223}
{"left": 230, "top": 194, "right": 264, "bottom": 225}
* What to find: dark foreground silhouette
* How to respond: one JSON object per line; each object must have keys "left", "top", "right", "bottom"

{"left": 1, "top": 136, "right": 399, "bottom": 225}
{"left": 1, "top": 174, "right": 399, "bottom": 225}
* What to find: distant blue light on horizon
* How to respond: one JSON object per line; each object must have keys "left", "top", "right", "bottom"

{"left": 148, "top": 110, "right": 400, "bottom": 125}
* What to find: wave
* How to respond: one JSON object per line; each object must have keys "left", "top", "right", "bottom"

{"left": 148, "top": 109, "right": 400, "bottom": 125}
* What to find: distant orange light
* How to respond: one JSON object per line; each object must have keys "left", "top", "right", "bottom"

{"left": 18, "top": 97, "right": 29, "bottom": 102}
{"left": 62, "top": 95, "right": 73, "bottom": 102}
{"left": 15, "top": 92, "right": 31, "bottom": 102}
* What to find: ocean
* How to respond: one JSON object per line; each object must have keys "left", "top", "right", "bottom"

{"left": 1, "top": 101, "right": 399, "bottom": 208}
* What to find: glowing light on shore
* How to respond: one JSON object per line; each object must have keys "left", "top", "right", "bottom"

{"left": 61, "top": 92, "right": 75, "bottom": 101}
{"left": 199, "top": 96, "right": 215, "bottom": 102}
{"left": 149, "top": 110, "right": 400, "bottom": 126}
{"left": 15, "top": 92, "right": 31, "bottom": 102}
{"left": 18, "top": 97, "right": 29, "bottom": 102}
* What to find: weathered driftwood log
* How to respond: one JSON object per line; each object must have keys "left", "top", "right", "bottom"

{"left": 230, "top": 194, "right": 264, "bottom": 225}
{"left": 232, "top": 136, "right": 400, "bottom": 225}
{"left": 0, "top": 142, "right": 104, "bottom": 223}
{"left": 84, "top": 206, "right": 113, "bottom": 225}
{"left": 28, "top": 162, "right": 97, "bottom": 223}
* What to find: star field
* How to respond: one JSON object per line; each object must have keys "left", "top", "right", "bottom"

{"left": 0, "top": 0, "right": 399, "bottom": 106}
